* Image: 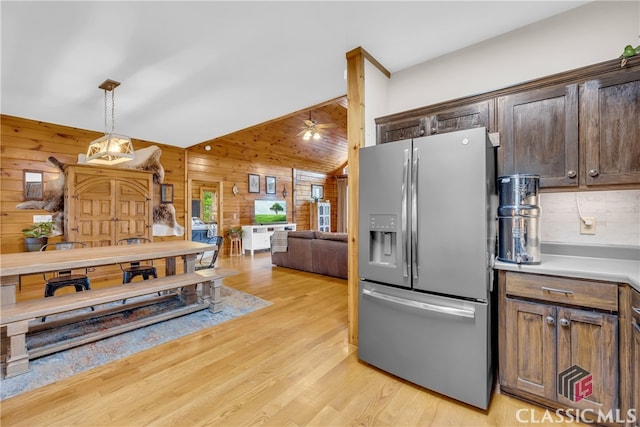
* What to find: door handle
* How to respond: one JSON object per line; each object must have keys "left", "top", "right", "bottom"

{"left": 411, "top": 147, "right": 419, "bottom": 281}
{"left": 362, "top": 288, "right": 475, "bottom": 319}
{"left": 401, "top": 149, "right": 410, "bottom": 279}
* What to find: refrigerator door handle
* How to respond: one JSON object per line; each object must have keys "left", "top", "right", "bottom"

{"left": 411, "top": 147, "right": 419, "bottom": 280}
{"left": 362, "top": 288, "right": 476, "bottom": 319}
{"left": 402, "top": 148, "right": 410, "bottom": 278}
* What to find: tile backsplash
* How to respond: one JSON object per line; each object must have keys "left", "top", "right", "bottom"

{"left": 539, "top": 190, "right": 640, "bottom": 247}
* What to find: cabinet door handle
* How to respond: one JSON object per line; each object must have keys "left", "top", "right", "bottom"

{"left": 545, "top": 316, "right": 555, "bottom": 325}
{"left": 632, "top": 307, "right": 640, "bottom": 315}
{"left": 588, "top": 169, "right": 599, "bottom": 177}
{"left": 634, "top": 322, "right": 640, "bottom": 333}
{"left": 559, "top": 318, "right": 570, "bottom": 327}
{"left": 567, "top": 170, "right": 577, "bottom": 178}
{"left": 541, "top": 286, "right": 574, "bottom": 295}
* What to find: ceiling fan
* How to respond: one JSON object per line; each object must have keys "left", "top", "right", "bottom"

{"left": 297, "top": 111, "right": 335, "bottom": 141}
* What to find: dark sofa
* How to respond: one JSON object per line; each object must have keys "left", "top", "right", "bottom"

{"left": 271, "top": 230, "right": 348, "bottom": 279}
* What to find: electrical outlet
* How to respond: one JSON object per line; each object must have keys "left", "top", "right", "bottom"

{"left": 580, "top": 217, "right": 596, "bottom": 235}
{"left": 33, "top": 214, "right": 52, "bottom": 223}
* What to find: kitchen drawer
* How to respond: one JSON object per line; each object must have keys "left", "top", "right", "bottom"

{"left": 505, "top": 272, "right": 618, "bottom": 312}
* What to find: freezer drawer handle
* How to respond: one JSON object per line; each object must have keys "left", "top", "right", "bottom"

{"left": 362, "top": 288, "right": 475, "bottom": 319}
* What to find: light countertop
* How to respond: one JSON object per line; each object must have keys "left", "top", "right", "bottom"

{"left": 494, "top": 243, "right": 640, "bottom": 291}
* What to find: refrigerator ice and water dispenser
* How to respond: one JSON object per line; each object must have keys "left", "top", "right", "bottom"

{"left": 367, "top": 214, "right": 398, "bottom": 267}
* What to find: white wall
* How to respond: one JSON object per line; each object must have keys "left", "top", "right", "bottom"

{"left": 387, "top": 1, "right": 639, "bottom": 113}
{"left": 373, "top": 1, "right": 639, "bottom": 248}
{"left": 364, "top": 58, "right": 390, "bottom": 148}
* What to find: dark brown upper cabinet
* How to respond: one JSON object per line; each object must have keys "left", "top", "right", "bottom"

{"left": 377, "top": 116, "right": 427, "bottom": 144}
{"left": 428, "top": 100, "right": 493, "bottom": 136}
{"left": 376, "top": 56, "right": 640, "bottom": 189}
{"left": 377, "top": 100, "right": 494, "bottom": 144}
{"left": 497, "top": 84, "right": 579, "bottom": 188}
{"left": 581, "top": 69, "right": 640, "bottom": 186}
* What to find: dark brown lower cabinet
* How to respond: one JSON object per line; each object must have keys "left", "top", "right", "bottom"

{"left": 631, "top": 289, "right": 640, "bottom": 424}
{"left": 499, "top": 272, "right": 622, "bottom": 424}
{"left": 503, "top": 298, "right": 618, "bottom": 413}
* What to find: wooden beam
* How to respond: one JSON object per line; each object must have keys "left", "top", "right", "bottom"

{"left": 346, "top": 47, "right": 366, "bottom": 346}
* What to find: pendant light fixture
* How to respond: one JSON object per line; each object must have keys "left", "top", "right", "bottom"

{"left": 86, "top": 79, "right": 135, "bottom": 165}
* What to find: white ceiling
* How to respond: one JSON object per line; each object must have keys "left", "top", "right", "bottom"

{"left": 1, "top": 1, "right": 588, "bottom": 149}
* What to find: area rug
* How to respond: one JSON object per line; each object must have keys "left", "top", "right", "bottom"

{"left": 0, "top": 285, "right": 271, "bottom": 400}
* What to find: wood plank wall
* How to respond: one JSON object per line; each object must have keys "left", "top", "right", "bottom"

{"left": 0, "top": 115, "right": 186, "bottom": 255}
{"left": 186, "top": 149, "right": 338, "bottom": 256}
{"left": 1, "top": 115, "right": 340, "bottom": 260}
{"left": 294, "top": 169, "right": 337, "bottom": 232}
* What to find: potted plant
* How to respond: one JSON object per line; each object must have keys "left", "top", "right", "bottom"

{"left": 22, "top": 220, "right": 55, "bottom": 252}
{"left": 226, "top": 226, "right": 244, "bottom": 240}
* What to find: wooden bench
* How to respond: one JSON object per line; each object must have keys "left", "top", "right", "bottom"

{"left": 1, "top": 268, "right": 237, "bottom": 378}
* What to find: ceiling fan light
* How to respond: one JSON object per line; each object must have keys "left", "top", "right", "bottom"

{"left": 303, "top": 129, "right": 312, "bottom": 140}
{"left": 313, "top": 131, "right": 321, "bottom": 140}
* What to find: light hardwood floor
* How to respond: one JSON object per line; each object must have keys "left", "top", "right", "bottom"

{"left": 1, "top": 253, "right": 573, "bottom": 426}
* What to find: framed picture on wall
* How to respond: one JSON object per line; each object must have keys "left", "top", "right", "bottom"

{"left": 311, "top": 184, "right": 324, "bottom": 200}
{"left": 248, "top": 174, "right": 260, "bottom": 193}
{"left": 266, "top": 176, "right": 276, "bottom": 194}
{"left": 161, "top": 184, "right": 174, "bottom": 203}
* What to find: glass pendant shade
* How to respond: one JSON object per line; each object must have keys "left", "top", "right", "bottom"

{"left": 86, "top": 133, "right": 134, "bottom": 165}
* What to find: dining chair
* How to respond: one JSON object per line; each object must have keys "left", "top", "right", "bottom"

{"left": 116, "top": 237, "right": 158, "bottom": 283}
{"left": 196, "top": 235, "right": 223, "bottom": 270}
{"left": 40, "top": 242, "right": 92, "bottom": 297}
{"left": 40, "top": 241, "right": 94, "bottom": 321}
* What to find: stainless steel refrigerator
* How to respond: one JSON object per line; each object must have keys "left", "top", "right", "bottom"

{"left": 358, "top": 127, "right": 497, "bottom": 410}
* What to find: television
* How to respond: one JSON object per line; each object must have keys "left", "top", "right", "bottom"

{"left": 254, "top": 199, "right": 287, "bottom": 224}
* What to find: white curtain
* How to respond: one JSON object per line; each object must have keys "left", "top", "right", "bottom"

{"left": 336, "top": 176, "right": 348, "bottom": 233}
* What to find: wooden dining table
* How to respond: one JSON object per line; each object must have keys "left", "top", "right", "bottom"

{"left": 0, "top": 240, "right": 216, "bottom": 305}
{"left": 0, "top": 240, "right": 233, "bottom": 377}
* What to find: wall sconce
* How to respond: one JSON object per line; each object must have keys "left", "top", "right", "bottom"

{"left": 282, "top": 185, "right": 288, "bottom": 198}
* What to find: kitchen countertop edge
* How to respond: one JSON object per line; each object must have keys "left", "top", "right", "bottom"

{"left": 494, "top": 245, "right": 640, "bottom": 291}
